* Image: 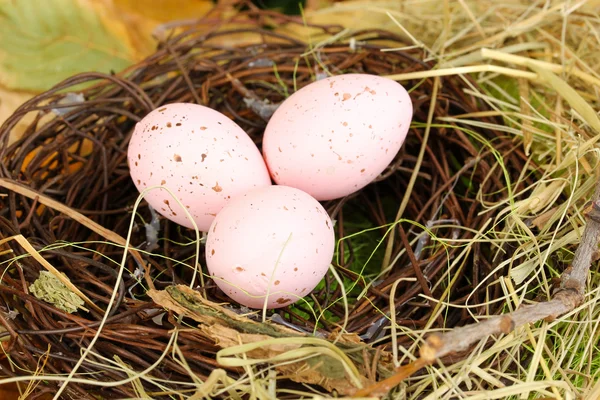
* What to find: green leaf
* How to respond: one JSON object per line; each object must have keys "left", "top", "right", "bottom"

{"left": 0, "top": 0, "right": 138, "bottom": 91}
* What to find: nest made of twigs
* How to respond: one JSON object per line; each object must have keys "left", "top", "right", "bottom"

{"left": 0, "top": 6, "right": 535, "bottom": 399}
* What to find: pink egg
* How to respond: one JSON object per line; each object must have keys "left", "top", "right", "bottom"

{"left": 206, "top": 185, "right": 335, "bottom": 309}
{"left": 128, "top": 103, "right": 271, "bottom": 231}
{"left": 263, "top": 74, "right": 412, "bottom": 200}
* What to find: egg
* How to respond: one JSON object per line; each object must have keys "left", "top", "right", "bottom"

{"left": 128, "top": 103, "right": 271, "bottom": 231}
{"left": 206, "top": 185, "right": 335, "bottom": 309}
{"left": 263, "top": 73, "right": 412, "bottom": 200}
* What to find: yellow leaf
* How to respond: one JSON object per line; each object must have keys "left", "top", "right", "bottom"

{"left": 0, "top": 87, "right": 34, "bottom": 144}
{"left": 112, "top": 0, "right": 214, "bottom": 23}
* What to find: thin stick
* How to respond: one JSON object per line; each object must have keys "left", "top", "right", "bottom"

{"left": 51, "top": 183, "right": 154, "bottom": 400}
{"left": 355, "top": 176, "right": 600, "bottom": 397}
{"left": 0, "top": 178, "right": 148, "bottom": 281}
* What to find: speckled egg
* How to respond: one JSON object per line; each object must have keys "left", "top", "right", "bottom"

{"left": 128, "top": 103, "right": 271, "bottom": 231}
{"left": 206, "top": 185, "right": 335, "bottom": 309}
{"left": 263, "top": 74, "right": 412, "bottom": 200}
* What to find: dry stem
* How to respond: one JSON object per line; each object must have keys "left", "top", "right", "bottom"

{"left": 356, "top": 174, "right": 600, "bottom": 398}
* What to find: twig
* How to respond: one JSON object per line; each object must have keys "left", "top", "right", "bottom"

{"left": 356, "top": 176, "right": 600, "bottom": 398}
{"left": 423, "top": 180, "right": 600, "bottom": 361}
{"left": 0, "top": 235, "right": 101, "bottom": 314}
{"left": 419, "top": 296, "right": 577, "bottom": 362}
{"left": 0, "top": 179, "right": 151, "bottom": 289}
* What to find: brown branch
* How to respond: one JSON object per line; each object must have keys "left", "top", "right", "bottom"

{"left": 419, "top": 296, "right": 578, "bottom": 362}
{"left": 355, "top": 177, "right": 600, "bottom": 398}
{"left": 422, "top": 178, "right": 600, "bottom": 361}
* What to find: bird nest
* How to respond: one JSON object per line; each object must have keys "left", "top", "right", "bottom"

{"left": 0, "top": 7, "right": 536, "bottom": 400}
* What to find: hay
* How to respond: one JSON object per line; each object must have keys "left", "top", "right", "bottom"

{"left": 0, "top": 0, "right": 598, "bottom": 399}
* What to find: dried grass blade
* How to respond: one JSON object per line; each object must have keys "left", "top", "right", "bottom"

{"left": 0, "top": 178, "right": 146, "bottom": 269}
{"left": 0, "top": 234, "right": 101, "bottom": 313}
{"left": 527, "top": 64, "right": 600, "bottom": 134}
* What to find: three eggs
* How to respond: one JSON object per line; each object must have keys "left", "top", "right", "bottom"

{"left": 128, "top": 74, "right": 413, "bottom": 308}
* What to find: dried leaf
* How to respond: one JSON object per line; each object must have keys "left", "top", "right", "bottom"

{"left": 208, "top": 324, "right": 364, "bottom": 394}
{"left": 0, "top": 0, "right": 148, "bottom": 91}
{"left": 515, "top": 180, "right": 565, "bottom": 214}
{"left": 204, "top": 323, "right": 300, "bottom": 354}
{"left": 29, "top": 271, "right": 86, "bottom": 313}
{"left": 149, "top": 285, "right": 388, "bottom": 395}
{"left": 148, "top": 285, "right": 301, "bottom": 337}
{"left": 531, "top": 207, "right": 558, "bottom": 230}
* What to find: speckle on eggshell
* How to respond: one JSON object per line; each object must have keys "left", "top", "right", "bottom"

{"left": 206, "top": 185, "right": 334, "bottom": 309}
{"left": 263, "top": 73, "right": 412, "bottom": 200}
{"left": 127, "top": 103, "right": 271, "bottom": 231}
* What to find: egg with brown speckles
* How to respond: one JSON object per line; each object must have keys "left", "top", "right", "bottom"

{"left": 128, "top": 103, "right": 271, "bottom": 231}
{"left": 263, "top": 73, "right": 412, "bottom": 200}
{"left": 206, "top": 185, "right": 335, "bottom": 309}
